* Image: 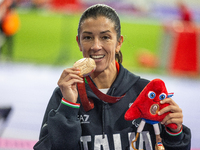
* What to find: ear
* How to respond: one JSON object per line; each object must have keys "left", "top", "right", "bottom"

{"left": 116, "top": 35, "right": 124, "bottom": 53}
{"left": 76, "top": 35, "right": 82, "bottom": 52}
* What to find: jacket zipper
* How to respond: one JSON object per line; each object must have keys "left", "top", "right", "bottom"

{"left": 102, "top": 103, "right": 105, "bottom": 139}
{"left": 102, "top": 88, "right": 115, "bottom": 139}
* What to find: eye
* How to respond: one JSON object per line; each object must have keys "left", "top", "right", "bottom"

{"left": 159, "top": 93, "right": 166, "bottom": 100}
{"left": 102, "top": 36, "right": 110, "bottom": 40}
{"left": 83, "top": 36, "right": 92, "bottom": 40}
{"left": 148, "top": 91, "right": 156, "bottom": 99}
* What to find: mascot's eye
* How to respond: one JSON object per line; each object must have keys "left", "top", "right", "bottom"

{"left": 148, "top": 91, "right": 156, "bottom": 99}
{"left": 159, "top": 93, "right": 166, "bottom": 100}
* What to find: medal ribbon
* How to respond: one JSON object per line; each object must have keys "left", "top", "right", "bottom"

{"left": 77, "top": 61, "right": 125, "bottom": 112}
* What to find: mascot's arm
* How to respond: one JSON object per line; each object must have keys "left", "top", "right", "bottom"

{"left": 124, "top": 106, "right": 141, "bottom": 121}
{"left": 165, "top": 121, "right": 178, "bottom": 130}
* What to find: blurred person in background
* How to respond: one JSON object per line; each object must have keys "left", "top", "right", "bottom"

{"left": 0, "top": 0, "right": 19, "bottom": 59}
{"left": 177, "top": 0, "right": 192, "bottom": 22}
{"left": 34, "top": 4, "right": 191, "bottom": 150}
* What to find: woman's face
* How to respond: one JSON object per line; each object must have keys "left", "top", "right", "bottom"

{"left": 77, "top": 16, "right": 123, "bottom": 73}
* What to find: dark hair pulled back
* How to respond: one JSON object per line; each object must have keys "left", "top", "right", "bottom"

{"left": 77, "top": 4, "right": 123, "bottom": 63}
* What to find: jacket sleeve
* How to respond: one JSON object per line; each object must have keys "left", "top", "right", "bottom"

{"left": 33, "top": 87, "right": 82, "bottom": 150}
{"left": 161, "top": 124, "right": 191, "bottom": 150}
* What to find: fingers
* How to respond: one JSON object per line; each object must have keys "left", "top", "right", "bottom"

{"left": 160, "top": 97, "right": 178, "bottom": 106}
{"left": 158, "top": 98, "right": 181, "bottom": 115}
{"left": 59, "top": 68, "right": 82, "bottom": 81}
{"left": 57, "top": 67, "right": 84, "bottom": 103}
{"left": 58, "top": 68, "right": 83, "bottom": 85}
{"left": 161, "top": 112, "right": 183, "bottom": 132}
{"left": 158, "top": 98, "right": 183, "bottom": 132}
{"left": 161, "top": 111, "right": 183, "bottom": 125}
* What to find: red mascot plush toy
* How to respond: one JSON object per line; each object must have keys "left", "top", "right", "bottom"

{"left": 124, "top": 78, "right": 177, "bottom": 150}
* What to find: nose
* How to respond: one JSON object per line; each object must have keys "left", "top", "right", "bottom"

{"left": 91, "top": 38, "right": 101, "bottom": 50}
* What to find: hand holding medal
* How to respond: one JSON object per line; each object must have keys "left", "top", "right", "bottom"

{"left": 73, "top": 58, "right": 96, "bottom": 77}
{"left": 58, "top": 58, "right": 96, "bottom": 104}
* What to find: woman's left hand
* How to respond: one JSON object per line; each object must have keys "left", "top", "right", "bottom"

{"left": 158, "top": 98, "right": 183, "bottom": 132}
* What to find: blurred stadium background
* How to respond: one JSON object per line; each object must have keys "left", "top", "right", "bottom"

{"left": 0, "top": 0, "right": 200, "bottom": 149}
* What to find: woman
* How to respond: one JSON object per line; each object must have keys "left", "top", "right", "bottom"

{"left": 34, "top": 4, "right": 191, "bottom": 150}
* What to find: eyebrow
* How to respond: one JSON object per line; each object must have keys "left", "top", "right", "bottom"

{"left": 82, "top": 31, "right": 92, "bottom": 34}
{"left": 100, "top": 30, "right": 111, "bottom": 34}
{"left": 82, "top": 30, "right": 111, "bottom": 34}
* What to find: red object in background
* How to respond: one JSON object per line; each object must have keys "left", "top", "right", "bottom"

{"left": 50, "top": 0, "right": 82, "bottom": 12}
{"left": 0, "top": 0, "right": 12, "bottom": 21}
{"left": 137, "top": 49, "right": 158, "bottom": 68}
{"left": 160, "top": 2, "right": 200, "bottom": 76}
{"left": 178, "top": 1, "right": 192, "bottom": 22}
{"left": 51, "top": 0, "right": 77, "bottom": 7}
{"left": 2, "top": 10, "right": 20, "bottom": 36}
{"left": 169, "top": 22, "right": 199, "bottom": 76}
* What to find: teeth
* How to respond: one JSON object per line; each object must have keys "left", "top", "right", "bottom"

{"left": 91, "top": 55, "right": 104, "bottom": 59}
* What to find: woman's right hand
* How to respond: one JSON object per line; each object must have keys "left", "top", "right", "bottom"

{"left": 57, "top": 68, "right": 84, "bottom": 103}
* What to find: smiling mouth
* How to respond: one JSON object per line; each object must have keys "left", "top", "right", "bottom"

{"left": 153, "top": 99, "right": 160, "bottom": 102}
{"left": 90, "top": 55, "right": 105, "bottom": 59}
{"left": 150, "top": 104, "right": 160, "bottom": 115}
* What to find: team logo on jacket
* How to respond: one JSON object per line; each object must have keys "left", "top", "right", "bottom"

{"left": 78, "top": 115, "right": 90, "bottom": 124}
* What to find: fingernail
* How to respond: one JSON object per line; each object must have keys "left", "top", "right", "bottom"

{"left": 158, "top": 111, "right": 160, "bottom": 115}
